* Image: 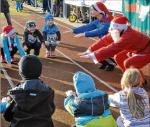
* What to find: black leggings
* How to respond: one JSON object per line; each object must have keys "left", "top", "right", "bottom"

{"left": 1, "top": 47, "right": 17, "bottom": 58}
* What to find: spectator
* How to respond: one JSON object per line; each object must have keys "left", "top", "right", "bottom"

{"left": 109, "top": 68, "right": 150, "bottom": 127}
{"left": 42, "top": 0, "right": 51, "bottom": 13}
{"left": 0, "top": 0, "right": 12, "bottom": 25}
{"left": 64, "top": 71, "right": 117, "bottom": 127}
{"left": 3, "top": 55, "right": 55, "bottom": 127}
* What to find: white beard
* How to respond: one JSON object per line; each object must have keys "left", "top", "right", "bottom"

{"left": 110, "top": 30, "right": 121, "bottom": 42}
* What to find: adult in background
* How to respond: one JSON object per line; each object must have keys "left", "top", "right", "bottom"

{"left": 0, "top": 0, "right": 12, "bottom": 25}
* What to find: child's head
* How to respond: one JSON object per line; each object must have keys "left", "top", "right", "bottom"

{"left": 121, "top": 68, "right": 145, "bottom": 119}
{"left": 25, "top": 21, "right": 37, "bottom": 33}
{"left": 73, "top": 71, "right": 96, "bottom": 96}
{"left": 18, "top": 55, "right": 42, "bottom": 80}
{"left": 45, "top": 13, "right": 54, "bottom": 26}
{"left": 91, "top": 2, "right": 106, "bottom": 18}
{"left": 2, "top": 25, "right": 16, "bottom": 39}
{"left": 121, "top": 68, "right": 142, "bottom": 89}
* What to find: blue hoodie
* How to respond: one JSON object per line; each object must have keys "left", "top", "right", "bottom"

{"left": 64, "top": 71, "right": 113, "bottom": 126}
{"left": 1, "top": 33, "right": 26, "bottom": 63}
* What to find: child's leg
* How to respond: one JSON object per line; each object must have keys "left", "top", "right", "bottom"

{"left": 45, "top": 45, "right": 51, "bottom": 58}
{"left": 33, "top": 43, "right": 41, "bottom": 56}
{"left": 116, "top": 116, "right": 125, "bottom": 127}
{"left": 50, "top": 45, "right": 56, "bottom": 56}
{"left": 0, "top": 48, "right": 6, "bottom": 62}
{"left": 16, "top": 2, "right": 19, "bottom": 11}
{"left": 10, "top": 47, "right": 18, "bottom": 62}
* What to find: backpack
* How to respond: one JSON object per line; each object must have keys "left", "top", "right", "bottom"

{"left": 74, "top": 94, "right": 109, "bottom": 117}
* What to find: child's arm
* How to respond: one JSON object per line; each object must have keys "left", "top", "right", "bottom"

{"left": 36, "top": 30, "right": 44, "bottom": 43}
{"left": 56, "top": 31, "right": 61, "bottom": 41}
{"left": 15, "top": 35, "right": 26, "bottom": 56}
{"left": 22, "top": 31, "right": 29, "bottom": 46}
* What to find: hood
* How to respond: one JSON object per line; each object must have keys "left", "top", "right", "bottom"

{"left": 45, "top": 13, "right": 54, "bottom": 22}
{"left": 73, "top": 71, "right": 96, "bottom": 95}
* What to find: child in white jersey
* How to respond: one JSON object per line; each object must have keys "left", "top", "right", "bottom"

{"left": 109, "top": 68, "right": 150, "bottom": 127}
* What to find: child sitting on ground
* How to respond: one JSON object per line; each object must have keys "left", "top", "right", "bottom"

{"left": 0, "top": 25, "right": 26, "bottom": 66}
{"left": 42, "top": 13, "right": 61, "bottom": 58}
{"left": 64, "top": 71, "right": 117, "bottom": 127}
{"left": 109, "top": 68, "right": 150, "bottom": 127}
{"left": 22, "top": 21, "right": 44, "bottom": 56}
{"left": 3, "top": 55, "right": 55, "bottom": 127}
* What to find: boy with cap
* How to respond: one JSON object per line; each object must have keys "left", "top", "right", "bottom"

{"left": 64, "top": 71, "right": 117, "bottom": 127}
{"left": 22, "top": 21, "right": 44, "bottom": 56}
{"left": 42, "top": 13, "right": 61, "bottom": 58}
{"left": 3, "top": 55, "right": 55, "bottom": 127}
{"left": 0, "top": 25, "right": 25, "bottom": 65}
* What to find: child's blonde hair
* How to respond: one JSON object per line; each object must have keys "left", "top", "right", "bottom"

{"left": 121, "top": 68, "right": 145, "bottom": 119}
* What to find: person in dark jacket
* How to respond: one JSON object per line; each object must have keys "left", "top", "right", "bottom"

{"left": 3, "top": 55, "right": 55, "bottom": 127}
{"left": 22, "top": 21, "right": 44, "bottom": 56}
{"left": 0, "top": 0, "right": 12, "bottom": 25}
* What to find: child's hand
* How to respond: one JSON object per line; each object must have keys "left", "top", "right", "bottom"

{"left": 23, "top": 46, "right": 28, "bottom": 50}
{"left": 66, "top": 90, "right": 76, "bottom": 97}
{"left": 74, "top": 33, "right": 85, "bottom": 38}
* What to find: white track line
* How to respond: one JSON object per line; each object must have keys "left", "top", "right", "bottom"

{"left": 11, "top": 15, "right": 118, "bottom": 93}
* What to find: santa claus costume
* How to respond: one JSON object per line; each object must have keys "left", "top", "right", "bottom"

{"left": 0, "top": 25, "right": 26, "bottom": 64}
{"left": 82, "top": 16, "right": 150, "bottom": 75}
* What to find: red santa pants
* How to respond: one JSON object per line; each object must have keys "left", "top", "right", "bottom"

{"left": 114, "top": 51, "right": 150, "bottom": 72}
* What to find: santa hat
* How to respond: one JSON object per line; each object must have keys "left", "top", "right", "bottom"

{"left": 109, "top": 16, "right": 130, "bottom": 31}
{"left": 92, "top": 2, "right": 107, "bottom": 15}
{"left": 2, "top": 25, "right": 16, "bottom": 36}
{"left": 2, "top": 25, "right": 16, "bottom": 51}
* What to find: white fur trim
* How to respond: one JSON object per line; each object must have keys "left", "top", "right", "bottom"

{"left": 93, "top": 4, "right": 105, "bottom": 15}
{"left": 86, "top": 50, "right": 92, "bottom": 54}
{"left": 109, "top": 22, "right": 127, "bottom": 31}
{"left": 7, "top": 29, "right": 16, "bottom": 36}
{"left": 88, "top": 52, "right": 99, "bottom": 64}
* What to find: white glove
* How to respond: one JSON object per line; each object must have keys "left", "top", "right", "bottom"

{"left": 65, "top": 90, "right": 76, "bottom": 97}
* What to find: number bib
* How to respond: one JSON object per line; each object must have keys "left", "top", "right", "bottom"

{"left": 47, "top": 34, "right": 57, "bottom": 45}
{"left": 28, "top": 34, "right": 37, "bottom": 43}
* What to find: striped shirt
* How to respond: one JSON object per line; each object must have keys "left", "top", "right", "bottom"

{"left": 109, "top": 87, "right": 150, "bottom": 127}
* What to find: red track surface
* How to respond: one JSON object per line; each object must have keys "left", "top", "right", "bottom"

{"left": 1, "top": 3, "right": 150, "bottom": 127}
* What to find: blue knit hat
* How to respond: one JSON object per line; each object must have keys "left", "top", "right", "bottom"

{"left": 73, "top": 71, "right": 96, "bottom": 95}
{"left": 45, "top": 13, "right": 54, "bottom": 22}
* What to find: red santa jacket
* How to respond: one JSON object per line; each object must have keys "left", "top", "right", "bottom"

{"left": 88, "top": 27, "right": 150, "bottom": 63}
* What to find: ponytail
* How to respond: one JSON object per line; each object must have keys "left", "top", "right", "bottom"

{"left": 127, "top": 87, "right": 145, "bottom": 119}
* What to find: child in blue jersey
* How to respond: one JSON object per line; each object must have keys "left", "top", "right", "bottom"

{"left": 0, "top": 97, "right": 12, "bottom": 113}
{"left": 42, "top": 13, "right": 61, "bottom": 58}
{"left": 64, "top": 71, "right": 117, "bottom": 127}
{"left": 0, "top": 25, "right": 26, "bottom": 66}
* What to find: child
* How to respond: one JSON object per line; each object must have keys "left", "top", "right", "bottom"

{"left": 22, "top": 21, "right": 44, "bottom": 56}
{"left": 0, "top": 25, "right": 26, "bottom": 65}
{"left": 0, "top": 97, "right": 11, "bottom": 113}
{"left": 15, "top": 0, "right": 23, "bottom": 12}
{"left": 64, "top": 71, "right": 117, "bottom": 127}
{"left": 3, "top": 55, "right": 55, "bottom": 127}
{"left": 109, "top": 68, "right": 150, "bottom": 127}
{"left": 42, "top": 13, "right": 61, "bottom": 58}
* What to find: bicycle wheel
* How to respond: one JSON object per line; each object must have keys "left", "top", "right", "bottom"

{"left": 69, "top": 14, "right": 77, "bottom": 22}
